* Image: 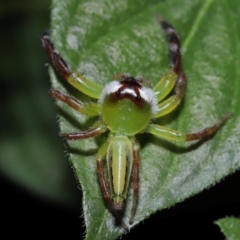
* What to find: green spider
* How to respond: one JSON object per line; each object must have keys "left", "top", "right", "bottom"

{"left": 41, "top": 16, "right": 231, "bottom": 227}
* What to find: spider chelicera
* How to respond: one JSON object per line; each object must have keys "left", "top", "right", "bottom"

{"left": 41, "top": 16, "right": 231, "bottom": 227}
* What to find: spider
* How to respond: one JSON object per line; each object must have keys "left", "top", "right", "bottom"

{"left": 41, "top": 15, "right": 231, "bottom": 227}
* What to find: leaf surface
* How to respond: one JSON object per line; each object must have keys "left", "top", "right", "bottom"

{"left": 50, "top": 0, "right": 240, "bottom": 239}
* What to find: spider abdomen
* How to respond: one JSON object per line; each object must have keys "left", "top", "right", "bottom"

{"left": 106, "top": 135, "right": 133, "bottom": 209}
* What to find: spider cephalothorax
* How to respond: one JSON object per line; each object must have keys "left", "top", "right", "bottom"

{"left": 99, "top": 75, "right": 158, "bottom": 135}
{"left": 42, "top": 15, "right": 231, "bottom": 228}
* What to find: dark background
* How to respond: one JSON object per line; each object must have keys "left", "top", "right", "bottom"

{"left": 0, "top": 1, "right": 239, "bottom": 239}
{"left": 2, "top": 169, "right": 240, "bottom": 239}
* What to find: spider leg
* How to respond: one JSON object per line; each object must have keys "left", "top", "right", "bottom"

{"left": 96, "top": 141, "right": 112, "bottom": 207}
{"left": 153, "top": 16, "right": 186, "bottom": 117}
{"left": 41, "top": 32, "right": 102, "bottom": 99}
{"left": 156, "top": 16, "right": 186, "bottom": 101}
{"left": 129, "top": 140, "right": 140, "bottom": 225}
{"left": 59, "top": 123, "right": 106, "bottom": 140}
{"left": 154, "top": 95, "right": 181, "bottom": 118}
{"left": 147, "top": 112, "right": 231, "bottom": 141}
{"left": 50, "top": 89, "right": 100, "bottom": 116}
{"left": 154, "top": 71, "right": 177, "bottom": 103}
{"left": 96, "top": 142, "right": 129, "bottom": 231}
{"left": 135, "top": 76, "right": 152, "bottom": 88}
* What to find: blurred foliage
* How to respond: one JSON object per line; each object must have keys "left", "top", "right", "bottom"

{"left": 0, "top": 0, "right": 80, "bottom": 206}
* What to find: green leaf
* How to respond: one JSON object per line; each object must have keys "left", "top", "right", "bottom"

{"left": 215, "top": 217, "right": 240, "bottom": 240}
{"left": 50, "top": 0, "right": 240, "bottom": 239}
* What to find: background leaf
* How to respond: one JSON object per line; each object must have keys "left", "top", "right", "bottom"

{"left": 0, "top": 0, "right": 80, "bottom": 206}
{"left": 215, "top": 217, "right": 240, "bottom": 240}
{"left": 48, "top": 0, "right": 240, "bottom": 239}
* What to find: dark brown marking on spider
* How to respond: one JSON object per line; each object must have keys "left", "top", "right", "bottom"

{"left": 114, "top": 73, "right": 151, "bottom": 87}
{"left": 41, "top": 32, "right": 72, "bottom": 79}
{"left": 186, "top": 112, "right": 232, "bottom": 141}
{"left": 175, "top": 72, "right": 186, "bottom": 100}
{"left": 129, "top": 145, "right": 140, "bottom": 225}
{"left": 120, "top": 76, "right": 142, "bottom": 88}
{"left": 118, "top": 78, "right": 142, "bottom": 99}
{"left": 109, "top": 91, "right": 146, "bottom": 108}
{"left": 59, "top": 126, "right": 103, "bottom": 140}
{"left": 109, "top": 77, "right": 150, "bottom": 108}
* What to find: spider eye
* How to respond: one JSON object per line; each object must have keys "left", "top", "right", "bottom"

{"left": 115, "top": 90, "right": 120, "bottom": 97}
{"left": 136, "top": 94, "right": 142, "bottom": 101}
